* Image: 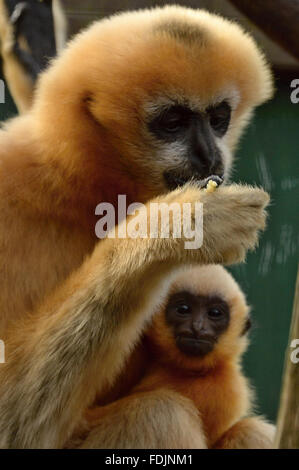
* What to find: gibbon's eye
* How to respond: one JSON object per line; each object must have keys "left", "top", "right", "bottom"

{"left": 160, "top": 106, "right": 192, "bottom": 133}
{"left": 148, "top": 105, "right": 192, "bottom": 139}
{"left": 208, "top": 101, "right": 231, "bottom": 137}
{"left": 207, "top": 307, "right": 224, "bottom": 319}
{"left": 165, "top": 291, "right": 196, "bottom": 324}
{"left": 176, "top": 304, "right": 192, "bottom": 315}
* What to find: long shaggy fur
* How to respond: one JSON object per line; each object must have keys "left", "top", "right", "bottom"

{"left": 74, "top": 266, "right": 275, "bottom": 449}
{"left": 0, "top": 6, "right": 273, "bottom": 448}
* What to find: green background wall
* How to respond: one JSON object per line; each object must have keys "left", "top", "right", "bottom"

{"left": 1, "top": 71, "right": 298, "bottom": 424}
{"left": 230, "top": 78, "right": 299, "bottom": 423}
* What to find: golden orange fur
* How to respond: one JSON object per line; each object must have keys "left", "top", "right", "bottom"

{"left": 0, "top": 6, "right": 273, "bottom": 448}
{"left": 79, "top": 266, "right": 275, "bottom": 449}
{"left": 138, "top": 265, "right": 257, "bottom": 448}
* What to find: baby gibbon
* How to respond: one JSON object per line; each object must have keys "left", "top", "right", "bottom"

{"left": 140, "top": 265, "right": 275, "bottom": 448}
{"left": 78, "top": 265, "right": 274, "bottom": 449}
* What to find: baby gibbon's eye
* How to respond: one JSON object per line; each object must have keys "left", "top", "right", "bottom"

{"left": 176, "top": 304, "right": 192, "bottom": 315}
{"left": 207, "top": 308, "right": 223, "bottom": 319}
{"left": 208, "top": 101, "right": 231, "bottom": 137}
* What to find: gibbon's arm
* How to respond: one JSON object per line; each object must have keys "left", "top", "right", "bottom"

{"left": 71, "top": 390, "right": 207, "bottom": 449}
{"left": 214, "top": 417, "right": 276, "bottom": 449}
{"left": 0, "top": 0, "right": 33, "bottom": 112}
{"left": 0, "top": 183, "right": 269, "bottom": 448}
{"left": 0, "top": 0, "right": 67, "bottom": 112}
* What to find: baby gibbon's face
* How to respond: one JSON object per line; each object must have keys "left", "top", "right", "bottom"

{"left": 146, "top": 265, "right": 251, "bottom": 370}
{"left": 165, "top": 291, "right": 231, "bottom": 357}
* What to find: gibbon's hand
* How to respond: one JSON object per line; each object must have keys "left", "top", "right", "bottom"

{"left": 198, "top": 183, "right": 270, "bottom": 265}
{"left": 214, "top": 417, "right": 276, "bottom": 449}
{"left": 137, "top": 182, "right": 269, "bottom": 266}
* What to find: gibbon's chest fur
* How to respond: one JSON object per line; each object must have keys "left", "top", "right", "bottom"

{"left": 135, "top": 363, "right": 250, "bottom": 448}
{"left": 0, "top": 193, "right": 96, "bottom": 333}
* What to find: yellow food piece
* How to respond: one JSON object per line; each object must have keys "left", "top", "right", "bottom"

{"left": 205, "top": 180, "right": 218, "bottom": 193}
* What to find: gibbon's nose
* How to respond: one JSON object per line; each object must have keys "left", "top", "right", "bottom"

{"left": 192, "top": 317, "right": 214, "bottom": 340}
{"left": 189, "top": 119, "right": 223, "bottom": 177}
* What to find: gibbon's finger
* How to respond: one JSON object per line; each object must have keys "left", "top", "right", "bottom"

{"left": 200, "top": 184, "right": 270, "bottom": 210}
{"left": 225, "top": 185, "right": 270, "bottom": 209}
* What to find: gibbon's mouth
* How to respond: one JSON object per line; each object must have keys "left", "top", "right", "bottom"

{"left": 163, "top": 170, "right": 224, "bottom": 191}
{"left": 176, "top": 336, "right": 215, "bottom": 357}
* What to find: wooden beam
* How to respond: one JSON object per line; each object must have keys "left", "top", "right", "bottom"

{"left": 230, "top": 0, "right": 299, "bottom": 61}
{"left": 275, "top": 265, "right": 299, "bottom": 448}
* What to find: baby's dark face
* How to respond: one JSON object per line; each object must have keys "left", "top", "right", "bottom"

{"left": 165, "top": 291, "right": 231, "bottom": 357}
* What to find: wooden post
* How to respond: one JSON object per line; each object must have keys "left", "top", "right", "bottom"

{"left": 275, "top": 266, "right": 299, "bottom": 448}
{"left": 230, "top": 0, "right": 299, "bottom": 61}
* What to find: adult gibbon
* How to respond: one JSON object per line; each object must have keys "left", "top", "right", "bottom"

{"left": 0, "top": 6, "right": 273, "bottom": 448}
{"left": 75, "top": 265, "right": 275, "bottom": 449}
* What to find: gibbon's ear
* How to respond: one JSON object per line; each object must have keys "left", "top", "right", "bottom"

{"left": 241, "top": 317, "right": 252, "bottom": 336}
{"left": 82, "top": 93, "right": 109, "bottom": 134}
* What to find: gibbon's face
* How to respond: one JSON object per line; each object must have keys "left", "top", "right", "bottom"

{"left": 146, "top": 265, "right": 251, "bottom": 371}
{"left": 165, "top": 291, "right": 251, "bottom": 357}
{"left": 148, "top": 101, "right": 230, "bottom": 190}
{"left": 36, "top": 6, "right": 273, "bottom": 199}
{"left": 165, "top": 291, "right": 231, "bottom": 357}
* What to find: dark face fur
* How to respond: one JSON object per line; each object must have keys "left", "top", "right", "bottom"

{"left": 148, "top": 101, "right": 231, "bottom": 190}
{"left": 165, "top": 291, "right": 231, "bottom": 357}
